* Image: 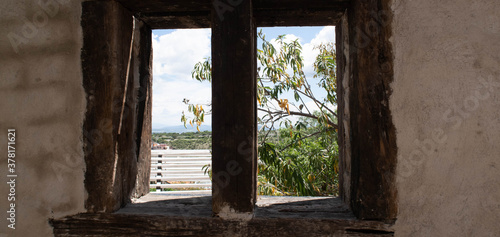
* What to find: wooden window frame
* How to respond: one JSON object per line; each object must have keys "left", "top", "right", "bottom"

{"left": 80, "top": 0, "right": 397, "bottom": 221}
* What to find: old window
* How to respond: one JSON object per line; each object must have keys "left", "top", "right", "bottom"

{"left": 70, "top": 1, "right": 397, "bottom": 234}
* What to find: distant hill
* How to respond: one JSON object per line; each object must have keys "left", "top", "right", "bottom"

{"left": 153, "top": 125, "right": 269, "bottom": 133}
{"left": 152, "top": 125, "right": 212, "bottom": 133}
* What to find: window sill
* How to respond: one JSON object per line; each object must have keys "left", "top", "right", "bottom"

{"left": 51, "top": 193, "right": 394, "bottom": 236}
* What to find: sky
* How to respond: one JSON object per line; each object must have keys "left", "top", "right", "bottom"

{"left": 152, "top": 26, "right": 335, "bottom": 130}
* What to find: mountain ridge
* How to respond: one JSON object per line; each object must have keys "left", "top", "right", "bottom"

{"left": 152, "top": 125, "right": 212, "bottom": 133}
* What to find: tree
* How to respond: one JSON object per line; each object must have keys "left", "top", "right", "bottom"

{"left": 183, "top": 30, "right": 338, "bottom": 196}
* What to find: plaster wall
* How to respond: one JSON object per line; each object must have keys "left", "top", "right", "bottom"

{"left": 1, "top": 0, "right": 500, "bottom": 236}
{"left": 0, "top": 0, "right": 86, "bottom": 236}
{"left": 391, "top": 0, "right": 500, "bottom": 236}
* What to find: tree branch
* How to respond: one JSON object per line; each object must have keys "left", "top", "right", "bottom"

{"left": 295, "top": 89, "right": 337, "bottom": 118}
{"left": 258, "top": 108, "right": 338, "bottom": 130}
{"left": 279, "top": 128, "right": 335, "bottom": 152}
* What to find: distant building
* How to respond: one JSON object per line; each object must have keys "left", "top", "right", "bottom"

{"left": 152, "top": 143, "right": 171, "bottom": 150}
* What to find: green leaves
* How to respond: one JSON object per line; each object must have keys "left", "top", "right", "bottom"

{"left": 202, "top": 164, "right": 212, "bottom": 179}
{"left": 314, "top": 43, "right": 337, "bottom": 105}
{"left": 294, "top": 91, "right": 300, "bottom": 102}
{"left": 192, "top": 57, "right": 212, "bottom": 82}
{"left": 182, "top": 104, "right": 207, "bottom": 131}
{"left": 257, "top": 117, "right": 339, "bottom": 196}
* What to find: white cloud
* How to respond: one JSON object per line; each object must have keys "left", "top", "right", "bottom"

{"left": 302, "top": 26, "right": 336, "bottom": 77}
{"left": 152, "top": 78, "right": 211, "bottom": 128}
{"left": 152, "top": 29, "right": 211, "bottom": 79}
{"left": 311, "top": 26, "right": 336, "bottom": 45}
{"left": 152, "top": 29, "right": 212, "bottom": 128}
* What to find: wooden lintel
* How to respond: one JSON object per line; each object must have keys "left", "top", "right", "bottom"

{"left": 137, "top": 9, "right": 344, "bottom": 29}
{"left": 140, "top": 12, "right": 211, "bottom": 29}
{"left": 115, "top": 0, "right": 349, "bottom": 28}
{"left": 255, "top": 9, "right": 344, "bottom": 27}
{"left": 117, "top": 0, "right": 349, "bottom": 14}
{"left": 116, "top": 0, "right": 212, "bottom": 14}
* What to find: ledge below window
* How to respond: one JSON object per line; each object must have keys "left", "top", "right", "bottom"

{"left": 51, "top": 193, "right": 394, "bottom": 236}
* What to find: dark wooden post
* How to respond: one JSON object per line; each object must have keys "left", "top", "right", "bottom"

{"left": 347, "top": 0, "right": 397, "bottom": 220}
{"left": 81, "top": 1, "right": 152, "bottom": 212}
{"left": 81, "top": 1, "right": 135, "bottom": 212}
{"left": 336, "top": 13, "right": 351, "bottom": 205}
{"left": 211, "top": 0, "right": 257, "bottom": 217}
{"left": 131, "top": 20, "right": 153, "bottom": 199}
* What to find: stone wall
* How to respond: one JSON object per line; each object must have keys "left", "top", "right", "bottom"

{"left": 0, "top": 0, "right": 86, "bottom": 236}
{"left": 391, "top": 0, "right": 500, "bottom": 236}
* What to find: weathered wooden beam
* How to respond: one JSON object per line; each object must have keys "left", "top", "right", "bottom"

{"left": 255, "top": 0, "right": 350, "bottom": 10}
{"left": 347, "top": 0, "right": 397, "bottom": 220}
{"left": 131, "top": 20, "right": 153, "bottom": 199}
{"left": 255, "top": 9, "right": 344, "bottom": 27}
{"left": 81, "top": 0, "right": 136, "bottom": 213}
{"left": 116, "top": 0, "right": 349, "bottom": 14}
{"left": 140, "top": 9, "right": 344, "bottom": 29}
{"left": 139, "top": 11, "right": 211, "bottom": 29}
{"left": 211, "top": 0, "right": 257, "bottom": 217}
{"left": 115, "top": 0, "right": 350, "bottom": 28}
{"left": 116, "top": 0, "right": 212, "bottom": 13}
{"left": 51, "top": 212, "right": 394, "bottom": 236}
{"left": 336, "top": 11, "right": 351, "bottom": 205}
{"left": 140, "top": 9, "right": 343, "bottom": 29}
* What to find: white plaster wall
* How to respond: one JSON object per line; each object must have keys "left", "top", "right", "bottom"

{"left": 0, "top": 0, "right": 86, "bottom": 236}
{"left": 391, "top": 0, "right": 500, "bottom": 236}
{"left": 1, "top": 0, "right": 500, "bottom": 236}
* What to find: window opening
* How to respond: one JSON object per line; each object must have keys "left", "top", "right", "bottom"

{"left": 150, "top": 29, "right": 212, "bottom": 194}
{"left": 255, "top": 26, "right": 338, "bottom": 197}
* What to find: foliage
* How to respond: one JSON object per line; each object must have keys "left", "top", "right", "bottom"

{"left": 202, "top": 163, "right": 212, "bottom": 179}
{"left": 258, "top": 116, "right": 339, "bottom": 196}
{"left": 182, "top": 30, "right": 338, "bottom": 196}
{"left": 152, "top": 131, "right": 211, "bottom": 150}
{"left": 181, "top": 103, "right": 207, "bottom": 132}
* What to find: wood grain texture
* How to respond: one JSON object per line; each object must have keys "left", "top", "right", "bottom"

{"left": 51, "top": 195, "right": 394, "bottom": 236}
{"left": 116, "top": 0, "right": 349, "bottom": 13}
{"left": 81, "top": 0, "right": 398, "bottom": 223}
{"left": 132, "top": 20, "right": 153, "bottom": 199}
{"left": 336, "top": 13, "right": 351, "bottom": 205}
{"left": 115, "top": 0, "right": 349, "bottom": 28}
{"left": 81, "top": 1, "right": 153, "bottom": 211}
{"left": 346, "top": 0, "right": 398, "bottom": 220}
{"left": 211, "top": 0, "right": 257, "bottom": 214}
{"left": 254, "top": 9, "right": 344, "bottom": 27}
{"left": 51, "top": 213, "right": 394, "bottom": 236}
{"left": 140, "top": 11, "right": 211, "bottom": 29}
{"left": 81, "top": 1, "right": 135, "bottom": 212}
